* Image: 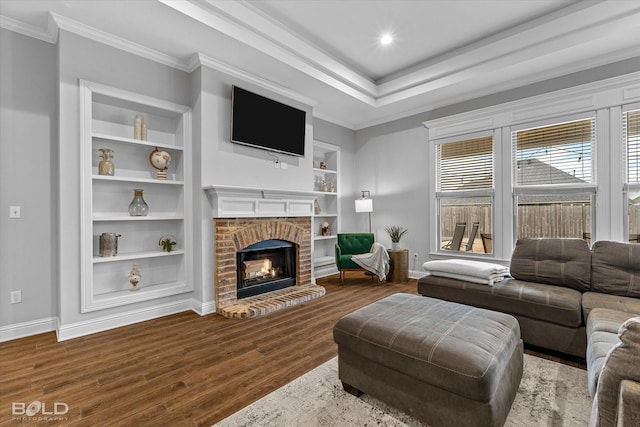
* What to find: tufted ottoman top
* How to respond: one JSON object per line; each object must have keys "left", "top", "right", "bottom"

{"left": 333, "top": 293, "right": 521, "bottom": 402}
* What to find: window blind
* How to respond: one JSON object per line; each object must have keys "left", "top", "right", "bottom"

{"left": 625, "top": 109, "right": 640, "bottom": 185}
{"left": 437, "top": 136, "right": 493, "bottom": 191}
{"left": 513, "top": 118, "right": 595, "bottom": 185}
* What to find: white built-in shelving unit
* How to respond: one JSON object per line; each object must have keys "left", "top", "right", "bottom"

{"left": 80, "top": 80, "right": 192, "bottom": 312}
{"left": 311, "top": 140, "right": 340, "bottom": 278}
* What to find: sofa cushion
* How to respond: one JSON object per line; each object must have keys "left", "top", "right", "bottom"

{"left": 590, "top": 315, "right": 640, "bottom": 427}
{"left": 582, "top": 292, "right": 640, "bottom": 320}
{"left": 418, "top": 275, "right": 583, "bottom": 328}
{"left": 591, "top": 241, "right": 640, "bottom": 297}
{"left": 586, "top": 309, "right": 638, "bottom": 397}
{"left": 509, "top": 238, "right": 591, "bottom": 292}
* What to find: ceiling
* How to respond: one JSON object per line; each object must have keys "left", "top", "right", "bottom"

{"left": 1, "top": 0, "right": 639, "bottom": 129}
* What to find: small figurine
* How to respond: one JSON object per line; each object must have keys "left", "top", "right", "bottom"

{"left": 128, "top": 264, "right": 141, "bottom": 291}
{"left": 321, "top": 221, "right": 331, "bottom": 236}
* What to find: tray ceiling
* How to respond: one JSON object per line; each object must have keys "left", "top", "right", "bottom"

{"left": 1, "top": 0, "right": 639, "bottom": 129}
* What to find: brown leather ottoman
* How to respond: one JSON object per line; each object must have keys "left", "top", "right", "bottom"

{"left": 333, "top": 293, "right": 523, "bottom": 427}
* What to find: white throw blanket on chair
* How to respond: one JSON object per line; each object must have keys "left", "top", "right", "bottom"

{"left": 351, "top": 242, "right": 390, "bottom": 281}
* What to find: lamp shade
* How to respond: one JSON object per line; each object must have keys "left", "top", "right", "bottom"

{"left": 355, "top": 198, "right": 373, "bottom": 213}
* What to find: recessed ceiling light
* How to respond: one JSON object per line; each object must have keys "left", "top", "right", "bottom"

{"left": 380, "top": 33, "right": 393, "bottom": 46}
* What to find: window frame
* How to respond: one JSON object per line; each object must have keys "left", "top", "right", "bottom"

{"left": 511, "top": 114, "right": 597, "bottom": 242}
{"left": 623, "top": 105, "right": 640, "bottom": 241}
{"left": 434, "top": 130, "right": 496, "bottom": 255}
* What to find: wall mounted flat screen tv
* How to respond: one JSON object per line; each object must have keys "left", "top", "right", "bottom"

{"left": 231, "top": 86, "right": 306, "bottom": 157}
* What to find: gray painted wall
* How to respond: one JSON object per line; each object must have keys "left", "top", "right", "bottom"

{"left": 0, "top": 29, "right": 57, "bottom": 327}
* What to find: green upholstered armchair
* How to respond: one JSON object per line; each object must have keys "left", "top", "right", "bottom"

{"left": 335, "top": 233, "right": 374, "bottom": 285}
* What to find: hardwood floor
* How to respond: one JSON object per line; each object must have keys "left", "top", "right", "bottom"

{"left": 0, "top": 274, "right": 418, "bottom": 427}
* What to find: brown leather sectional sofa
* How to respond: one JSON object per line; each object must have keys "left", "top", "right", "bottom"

{"left": 418, "top": 238, "right": 640, "bottom": 427}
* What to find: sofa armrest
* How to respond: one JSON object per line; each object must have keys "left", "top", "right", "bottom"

{"left": 616, "top": 380, "right": 640, "bottom": 427}
{"left": 591, "top": 317, "right": 640, "bottom": 427}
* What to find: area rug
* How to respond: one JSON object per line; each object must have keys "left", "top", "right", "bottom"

{"left": 214, "top": 354, "right": 592, "bottom": 427}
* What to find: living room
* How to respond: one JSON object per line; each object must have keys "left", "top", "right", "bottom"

{"left": 1, "top": 1, "right": 639, "bottom": 425}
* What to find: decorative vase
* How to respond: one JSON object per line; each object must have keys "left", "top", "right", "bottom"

{"left": 99, "top": 232, "right": 121, "bottom": 257}
{"left": 128, "top": 189, "right": 149, "bottom": 216}
{"left": 134, "top": 115, "right": 144, "bottom": 140}
{"left": 391, "top": 242, "right": 400, "bottom": 251}
{"left": 98, "top": 148, "right": 115, "bottom": 176}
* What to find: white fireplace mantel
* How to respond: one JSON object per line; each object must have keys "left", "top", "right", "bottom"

{"left": 203, "top": 185, "right": 315, "bottom": 218}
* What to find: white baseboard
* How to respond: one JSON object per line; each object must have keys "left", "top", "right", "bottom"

{"left": 56, "top": 300, "right": 193, "bottom": 341}
{"left": 0, "top": 317, "right": 58, "bottom": 342}
{"left": 191, "top": 299, "right": 216, "bottom": 316}
{"left": 313, "top": 265, "right": 338, "bottom": 279}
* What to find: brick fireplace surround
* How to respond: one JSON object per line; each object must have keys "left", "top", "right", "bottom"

{"left": 214, "top": 216, "right": 325, "bottom": 318}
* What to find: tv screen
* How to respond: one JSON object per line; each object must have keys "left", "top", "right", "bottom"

{"left": 231, "top": 86, "right": 306, "bottom": 157}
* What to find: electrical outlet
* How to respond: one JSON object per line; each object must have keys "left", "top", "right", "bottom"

{"left": 10, "top": 206, "right": 21, "bottom": 219}
{"left": 10, "top": 290, "right": 22, "bottom": 304}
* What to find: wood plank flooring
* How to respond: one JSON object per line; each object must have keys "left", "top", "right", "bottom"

{"left": 0, "top": 274, "right": 418, "bottom": 427}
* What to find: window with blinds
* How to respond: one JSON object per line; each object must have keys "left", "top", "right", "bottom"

{"left": 513, "top": 119, "right": 595, "bottom": 186}
{"left": 437, "top": 136, "right": 493, "bottom": 191}
{"left": 436, "top": 135, "right": 494, "bottom": 254}
{"left": 512, "top": 118, "right": 595, "bottom": 240}
{"left": 624, "top": 109, "right": 640, "bottom": 239}
{"left": 625, "top": 109, "right": 640, "bottom": 185}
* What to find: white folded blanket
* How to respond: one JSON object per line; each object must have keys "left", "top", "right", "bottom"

{"left": 422, "top": 259, "right": 510, "bottom": 286}
{"left": 352, "top": 242, "right": 390, "bottom": 281}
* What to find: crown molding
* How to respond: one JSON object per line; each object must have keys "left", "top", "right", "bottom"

{"left": 422, "top": 71, "right": 640, "bottom": 135}
{"left": 160, "top": 0, "right": 640, "bottom": 113}
{"left": 0, "top": 14, "right": 56, "bottom": 43}
{"left": 193, "top": 53, "right": 317, "bottom": 108}
{"left": 312, "top": 110, "right": 356, "bottom": 131}
{"left": 3, "top": 1, "right": 639, "bottom": 131}
{"left": 49, "top": 12, "right": 192, "bottom": 72}
{"left": 158, "top": 0, "right": 377, "bottom": 107}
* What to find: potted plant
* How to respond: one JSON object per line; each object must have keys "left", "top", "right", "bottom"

{"left": 159, "top": 235, "right": 177, "bottom": 253}
{"left": 385, "top": 225, "right": 408, "bottom": 251}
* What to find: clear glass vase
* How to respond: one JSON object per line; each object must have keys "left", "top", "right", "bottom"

{"left": 128, "top": 189, "right": 149, "bottom": 216}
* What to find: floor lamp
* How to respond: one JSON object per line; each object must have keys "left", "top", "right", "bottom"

{"left": 355, "top": 191, "right": 373, "bottom": 233}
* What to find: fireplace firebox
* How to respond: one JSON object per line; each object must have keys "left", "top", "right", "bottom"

{"left": 236, "top": 239, "right": 296, "bottom": 299}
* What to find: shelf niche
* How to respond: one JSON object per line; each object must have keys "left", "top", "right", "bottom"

{"left": 80, "top": 80, "right": 192, "bottom": 312}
